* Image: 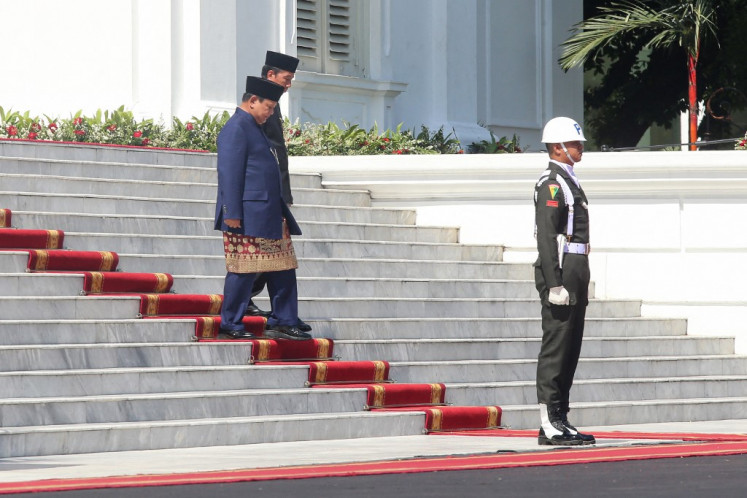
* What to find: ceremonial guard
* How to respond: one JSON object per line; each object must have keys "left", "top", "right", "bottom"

{"left": 534, "top": 117, "right": 595, "bottom": 445}
{"left": 215, "top": 76, "right": 311, "bottom": 341}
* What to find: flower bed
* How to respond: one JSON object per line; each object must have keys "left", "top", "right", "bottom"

{"left": 0, "top": 106, "right": 524, "bottom": 155}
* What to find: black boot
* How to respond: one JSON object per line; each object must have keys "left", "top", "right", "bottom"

{"left": 538, "top": 404, "right": 584, "bottom": 446}
{"left": 560, "top": 408, "right": 595, "bottom": 444}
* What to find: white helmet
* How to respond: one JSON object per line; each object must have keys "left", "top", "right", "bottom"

{"left": 541, "top": 117, "right": 586, "bottom": 143}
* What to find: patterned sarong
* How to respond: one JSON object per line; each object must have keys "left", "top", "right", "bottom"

{"left": 223, "top": 220, "right": 298, "bottom": 273}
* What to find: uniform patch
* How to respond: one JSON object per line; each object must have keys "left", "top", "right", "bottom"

{"left": 546, "top": 200, "right": 558, "bottom": 208}
{"left": 548, "top": 185, "right": 559, "bottom": 199}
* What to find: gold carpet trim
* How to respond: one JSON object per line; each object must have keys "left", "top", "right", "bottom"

{"left": 154, "top": 273, "right": 171, "bottom": 293}
{"left": 373, "top": 361, "right": 387, "bottom": 381}
{"left": 99, "top": 251, "right": 116, "bottom": 271}
{"left": 430, "top": 384, "right": 444, "bottom": 404}
{"left": 89, "top": 272, "right": 104, "bottom": 293}
{"left": 47, "top": 230, "right": 61, "bottom": 249}
{"left": 31, "top": 250, "right": 49, "bottom": 270}
{"left": 316, "top": 339, "right": 331, "bottom": 359}
{"left": 201, "top": 317, "right": 217, "bottom": 338}
{"left": 311, "top": 362, "right": 328, "bottom": 383}
{"left": 429, "top": 409, "right": 443, "bottom": 431}
{"left": 371, "top": 385, "right": 385, "bottom": 408}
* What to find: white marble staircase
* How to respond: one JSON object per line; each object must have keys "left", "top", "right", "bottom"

{"left": 0, "top": 141, "right": 745, "bottom": 458}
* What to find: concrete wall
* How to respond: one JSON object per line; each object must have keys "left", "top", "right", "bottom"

{"left": 1, "top": 0, "right": 583, "bottom": 148}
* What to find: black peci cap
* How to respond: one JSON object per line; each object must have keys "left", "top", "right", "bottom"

{"left": 265, "top": 50, "right": 299, "bottom": 72}
{"left": 245, "top": 76, "right": 284, "bottom": 101}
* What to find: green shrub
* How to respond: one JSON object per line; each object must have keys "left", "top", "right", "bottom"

{"left": 1, "top": 105, "right": 523, "bottom": 155}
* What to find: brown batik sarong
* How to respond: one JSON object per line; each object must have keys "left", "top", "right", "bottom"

{"left": 223, "top": 220, "right": 298, "bottom": 273}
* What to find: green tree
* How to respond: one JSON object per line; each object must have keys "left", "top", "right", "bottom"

{"left": 560, "top": 0, "right": 723, "bottom": 150}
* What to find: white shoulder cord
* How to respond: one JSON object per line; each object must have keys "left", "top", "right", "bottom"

{"left": 534, "top": 171, "right": 574, "bottom": 268}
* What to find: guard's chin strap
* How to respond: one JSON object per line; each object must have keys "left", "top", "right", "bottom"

{"left": 560, "top": 142, "right": 576, "bottom": 167}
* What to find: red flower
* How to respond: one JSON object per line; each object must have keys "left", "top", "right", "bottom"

{"left": 133, "top": 130, "right": 143, "bottom": 138}
{"left": 295, "top": 129, "right": 301, "bottom": 137}
{"left": 304, "top": 139, "right": 310, "bottom": 144}
{"left": 28, "top": 132, "right": 38, "bottom": 140}
{"left": 457, "top": 149, "right": 465, "bottom": 154}
{"left": 142, "top": 138, "right": 150, "bottom": 145}
{"left": 383, "top": 137, "right": 390, "bottom": 142}
{"left": 394, "top": 149, "right": 403, "bottom": 154}
{"left": 107, "top": 124, "right": 117, "bottom": 132}
{"left": 363, "top": 141, "right": 369, "bottom": 146}
{"left": 186, "top": 122, "right": 194, "bottom": 131}
{"left": 379, "top": 145, "right": 385, "bottom": 150}
{"left": 6, "top": 125, "right": 18, "bottom": 136}
{"left": 73, "top": 117, "right": 83, "bottom": 126}
{"left": 30, "top": 122, "right": 42, "bottom": 132}
{"left": 48, "top": 122, "right": 58, "bottom": 131}
{"left": 74, "top": 130, "right": 85, "bottom": 136}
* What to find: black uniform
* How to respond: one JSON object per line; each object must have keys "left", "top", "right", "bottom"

{"left": 533, "top": 161, "right": 590, "bottom": 414}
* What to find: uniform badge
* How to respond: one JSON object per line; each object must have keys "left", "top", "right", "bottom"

{"left": 548, "top": 185, "right": 559, "bottom": 199}
{"left": 546, "top": 200, "right": 558, "bottom": 207}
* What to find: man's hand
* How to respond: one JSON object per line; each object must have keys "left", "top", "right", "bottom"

{"left": 548, "top": 286, "right": 570, "bottom": 305}
{"left": 225, "top": 218, "right": 241, "bottom": 228}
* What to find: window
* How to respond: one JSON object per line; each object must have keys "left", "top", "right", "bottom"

{"left": 297, "top": 0, "right": 366, "bottom": 77}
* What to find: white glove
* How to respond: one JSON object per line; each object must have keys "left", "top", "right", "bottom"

{"left": 548, "top": 286, "right": 570, "bottom": 306}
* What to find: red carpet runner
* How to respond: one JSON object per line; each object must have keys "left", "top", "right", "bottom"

{"left": 1, "top": 208, "right": 504, "bottom": 436}
{"left": 1, "top": 435, "right": 747, "bottom": 495}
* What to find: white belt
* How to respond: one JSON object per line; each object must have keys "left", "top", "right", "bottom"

{"left": 563, "top": 242, "right": 590, "bottom": 255}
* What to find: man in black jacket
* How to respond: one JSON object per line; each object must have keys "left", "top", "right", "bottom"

{"left": 245, "top": 51, "right": 311, "bottom": 333}
{"left": 533, "top": 116, "right": 595, "bottom": 446}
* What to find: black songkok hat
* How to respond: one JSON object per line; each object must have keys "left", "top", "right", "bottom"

{"left": 245, "top": 76, "right": 284, "bottom": 101}
{"left": 265, "top": 50, "right": 299, "bottom": 72}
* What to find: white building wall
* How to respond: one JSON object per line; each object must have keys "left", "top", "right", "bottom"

{"left": 288, "top": 150, "right": 747, "bottom": 352}
{"left": 1, "top": 0, "right": 583, "bottom": 148}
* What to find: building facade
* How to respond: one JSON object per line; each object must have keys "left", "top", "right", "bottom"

{"left": 1, "top": 0, "right": 583, "bottom": 148}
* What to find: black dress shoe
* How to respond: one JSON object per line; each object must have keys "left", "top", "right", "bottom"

{"left": 297, "top": 319, "right": 312, "bottom": 332}
{"left": 219, "top": 328, "right": 255, "bottom": 339}
{"left": 264, "top": 324, "right": 312, "bottom": 341}
{"left": 245, "top": 302, "right": 271, "bottom": 318}
{"left": 538, "top": 427, "right": 584, "bottom": 446}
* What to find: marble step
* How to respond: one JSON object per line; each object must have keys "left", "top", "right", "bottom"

{"left": 388, "top": 355, "right": 747, "bottom": 383}
{"left": 309, "top": 317, "right": 689, "bottom": 340}
{"left": 445, "top": 375, "right": 747, "bottom": 407}
{"left": 333, "top": 336, "right": 734, "bottom": 362}
{"left": 68, "top": 236, "right": 501, "bottom": 262}
{"left": 0, "top": 153, "right": 323, "bottom": 189}
{"left": 0, "top": 143, "right": 220, "bottom": 169}
{"left": 499, "top": 397, "right": 747, "bottom": 430}
{"left": 285, "top": 297, "right": 641, "bottom": 320}
{"left": 0, "top": 364, "right": 310, "bottom": 397}
{"left": 2, "top": 273, "right": 544, "bottom": 300}
{"left": 0, "top": 387, "right": 370, "bottom": 427}
{"left": 0, "top": 251, "right": 521, "bottom": 279}
{"left": 0, "top": 319, "right": 196, "bottom": 345}
{"left": 0, "top": 316, "right": 685, "bottom": 347}
{"left": 0, "top": 410, "right": 425, "bottom": 458}
{"left": 0, "top": 295, "right": 141, "bottom": 320}
{"left": 115, "top": 253, "right": 520, "bottom": 279}
{"left": 0, "top": 342, "right": 252, "bottom": 372}
{"left": 12, "top": 211, "right": 458, "bottom": 243}
{"left": 2, "top": 187, "right": 375, "bottom": 213}
{"left": 172, "top": 276, "right": 545, "bottom": 299}
{"left": 0, "top": 171, "right": 343, "bottom": 199}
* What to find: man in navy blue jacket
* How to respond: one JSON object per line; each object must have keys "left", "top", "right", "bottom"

{"left": 215, "top": 76, "right": 311, "bottom": 341}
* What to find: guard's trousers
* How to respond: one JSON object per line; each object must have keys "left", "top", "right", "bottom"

{"left": 221, "top": 269, "right": 299, "bottom": 331}
{"left": 535, "top": 253, "right": 590, "bottom": 409}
